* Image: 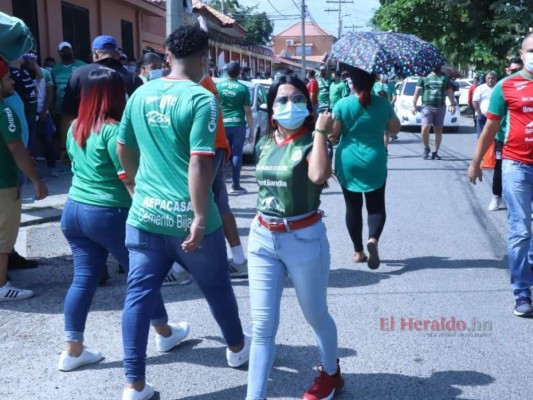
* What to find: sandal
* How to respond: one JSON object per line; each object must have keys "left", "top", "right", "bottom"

{"left": 353, "top": 252, "right": 368, "bottom": 263}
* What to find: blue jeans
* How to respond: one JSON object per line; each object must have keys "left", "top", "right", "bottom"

{"left": 246, "top": 216, "right": 338, "bottom": 400}
{"left": 36, "top": 112, "right": 58, "bottom": 168}
{"left": 123, "top": 225, "right": 244, "bottom": 383}
{"left": 60, "top": 198, "right": 168, "bottom": 342}
{"left": 225, "top": 126, "right": 246, "bottom": 188}
{"left": 502, "top": 160, "right": 533, "bottom": 299}
{"left": 475, "top": 114, "right": 487, "bottom": 138}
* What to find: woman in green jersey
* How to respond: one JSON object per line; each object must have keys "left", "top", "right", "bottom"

{"left": 330, "top": 67, "right": 400, "bottom": 270}
{"left": 58, "top": 68, "right": 189, "bottom": 375}
{"left": 246, "top": 75, "right": 344, "bottom": 400}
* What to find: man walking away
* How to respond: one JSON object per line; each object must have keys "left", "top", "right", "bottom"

{"left": 317, "top": 66, "right": 331, "bottom": 113}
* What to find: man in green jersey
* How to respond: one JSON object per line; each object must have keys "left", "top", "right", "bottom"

{"left": 0, "top": 59, "right": 48, "bottom": 301}
{"left": 51, "top": 42, "right": 85, "bottom": 118}
{"left": 317, "top": 65, "right": 332, "bottom": 113}
{"left": 217, "top": 61, "right": 254, "bottom": 194}
{"left": 412, "top": 65, "right": 456, "bottom": 160}
{"left": 329, "top": 70, "right": 349, "bottom": 109}
{"left": 117, "top": 26, "right": 249, "bottom": 400}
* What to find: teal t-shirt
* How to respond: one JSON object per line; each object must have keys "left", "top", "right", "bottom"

{"left": 67, "top": 122, "right": 131, "bottom": 208}
{"left": 255, "top": 129, "right": 322, "bottom": 218}
{"left": 417, "top": 72, "right": 451, "bottom": 107}
{"left": 317, "top": 76, "right": 332, "bottom": 108}
{"left": 329, "top": 80, "right": 349, "bottom": 109}
{"left": 216, "top": 78, "right": 251, "bottom": 127}
{"left": 333, "top": 95, "right": 396, "bottom": 192}
{"left": 0, "top": 101, "right": 22, "bottom": 189}
{"left": 118, "top": 78, "right": 221, "bottom": 238}
{"left": 51, "top": 60, "right": 86, "bottom": 114}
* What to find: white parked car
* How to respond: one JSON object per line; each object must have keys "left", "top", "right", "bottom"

{"left": 394, "top": 77, "right": 459, "bottom": 132}
{"left": 456, "top": 78, "right": 472, "bottom": 106}
{"left": 213, "top": 78, "right": 269, "bottom": 160}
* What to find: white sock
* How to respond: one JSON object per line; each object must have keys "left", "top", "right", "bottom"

{"left": 231, "top": 245, "right": 246, "bottom": 264}
{"left": 171, "top": 262, "right": 186, "bottom": 273}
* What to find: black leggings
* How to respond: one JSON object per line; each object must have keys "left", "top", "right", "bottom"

{"left": 342, "top": 184, "right": 387, "bottom": 253}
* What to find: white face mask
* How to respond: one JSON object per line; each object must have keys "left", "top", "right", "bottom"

{"left": 524, "top": 52, "right": 533, "bottom": 73}
{"left": 273, "top": 102, "right": 309, "bottom": 130}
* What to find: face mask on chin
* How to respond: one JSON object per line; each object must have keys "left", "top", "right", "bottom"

{"left": 524, "top": 53, "right": 533, "bottom": 73}
{"left": 273, "top": 102, "right": 309, "bottom": 130}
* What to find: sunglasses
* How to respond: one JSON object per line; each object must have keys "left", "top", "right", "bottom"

{"left": 274, "top": 94, "right": 307, "bottom": 105}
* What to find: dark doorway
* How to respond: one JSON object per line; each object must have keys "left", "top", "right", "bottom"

{"left": 121, "top": 20, "right": 134, "bottom": 60}
{"left": 61, "top": 1, "right": 91, "bottom": 63}
{"left": 12, "top": 0, "right": 40, "bottom": 57}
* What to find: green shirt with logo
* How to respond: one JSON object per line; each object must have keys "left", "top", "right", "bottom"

{"left": 330, "top": 80, "right": 349, "bottom": 109}
{"left": 417, "top": 72, "right": 451, "bottom": 107}
{"left": 333, "top": 95, "right": 396, "bottom": 192}
{"left": 255, "top": 130, "right": 322, "bottom": 218}
{"left": 317, "top": 76, "right": 332, "bottom": 108}
{"left": 67, "top": 122, "right": 131, "bottom": 208}
{"left": 216, "top": 78, "right": 251, "bottom": 127}
{"left": 0, "top": 102, "right": 22, "bottom": 189}
{"left": 118, "top": 78, "right": 221, "bottom": 238}
{"left": 51, "top": 60, "right": 86, "bottom": 114}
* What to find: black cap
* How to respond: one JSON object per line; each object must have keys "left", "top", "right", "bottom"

{"left": 226, "top": 61, "right": 240, "bottom": 74}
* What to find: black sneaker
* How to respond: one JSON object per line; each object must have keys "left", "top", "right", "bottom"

{"left": 513, "top": 297, "right": 533, "bottom": 317}
{"left": 8, "top": 250, "right": 39, "bottom": 269}
{"left": 431, "top": 152, "right": 441, "bottom": 160}
{"left": 423, "top": 147, "right": 430, "bottom": 159}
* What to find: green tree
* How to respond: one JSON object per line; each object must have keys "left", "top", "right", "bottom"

{"left": 209, "top": 0, "right": 274, "bottom": 45}
{"left": 371, "top": 0, "right": 532, "bottom": 72}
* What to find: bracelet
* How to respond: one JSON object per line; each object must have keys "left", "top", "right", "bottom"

{"left": 314, "top": 129, "right": 328, "bottom": 137}
{"left": 192, "top": 223, "right": 205, "bottom": 230}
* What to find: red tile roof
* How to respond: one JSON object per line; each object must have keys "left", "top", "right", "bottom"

{"left": 275, "top": 21, "right": 334, "bottom": 38}
{"left": 144, "top": 0, "right": 236, "bottom": 26}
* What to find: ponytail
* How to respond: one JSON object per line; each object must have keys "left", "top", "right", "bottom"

{"left": 346, "top": 66, "right": 376, "bottom": 108}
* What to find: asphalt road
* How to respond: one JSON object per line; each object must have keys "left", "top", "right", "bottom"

{"left": 1, "top": 121, "right": 529, "bottom": 400}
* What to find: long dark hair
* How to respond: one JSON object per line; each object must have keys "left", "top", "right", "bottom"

{"left": 73, "top": 67, "right": 126, "bottom": 147}
{"left": 266, "top": 75, "right": 315, "bottom": 136}
{"left": 346, "top": 65, "right": 376, "bottom": 107}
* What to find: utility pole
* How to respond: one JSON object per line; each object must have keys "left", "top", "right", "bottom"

{"left": 325, "top": 0, "right": 354, "bottom": 39}
{"left": 301, "top": 0, "right": 306, "bottom": 79}
{"left": 221, "top": 0, "right": 225, "bottom": 14}
{"left": 166, "top": 0, "right": 184, "bottom": 37}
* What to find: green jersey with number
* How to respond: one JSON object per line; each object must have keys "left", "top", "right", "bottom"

{"left": 118, "top": 78, "right": 221, "bottom": 237}
{"left": 255, "top": 129, "right": 322, "bottom": 218}
{"left": 0, "top": 102, "right": 22, "bottom": 189}
{"left": 51, "top": 60, "right": 86, "bottom": 114}
{"left": 67, "top": 123, "right": 131, "bottom": 208}
{"left": 216, "top": 78, "right": 251, "bottom": 127}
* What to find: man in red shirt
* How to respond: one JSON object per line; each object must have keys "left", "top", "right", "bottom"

{"left": 467, "top": 76, "right": 479, "bottom": 127}
{"left": 468, "top": 32, "right": 533, "bottom": 317}
{"left": 307, "top": 70, "right": 319, "bottom": 114}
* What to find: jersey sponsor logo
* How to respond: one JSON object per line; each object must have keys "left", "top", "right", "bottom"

{"left": 256, "top": 165, "right": 288, "bottom": 171}
{"left": 261, "top": 196, "right": 286, "bottom": 213}
{"left": 142, "top": 196, "right": 193, "bottom": 212}
{"left": 221, "top": 89, "right": 238, "bottom": 98}
{"left": 513, "top": 81, "right": 529, "bottom": 91}
{"left": 145, "top": 95, "right": 159, "bottom": 104}
{"left": 146, "top": 111, "right": 171, "bottom": 127}
{"left": 160, "top": 95, "right": 177, "bottom": 108}
{"left": 257, "top": 179, "right": 288, "bottom": 187}
{"left": 4, "top": 107, "right": 16, "bottom": 133}
{"left": 524, "top": 106, "right": 533, "bottom": 113}
{"left": 526, "top": 120, "right": 533, "bottom": 134}
{"left": 208, "top": 98, "right": 217, "bottom": 133}
{"left": 223, "top": 117, "right": 242, "bottom": 123}
{"left": 522, "top": 97, "right": 533, "bottom": 102}
{"left": 291, "top": 149, "right": 303, "bottom": 162}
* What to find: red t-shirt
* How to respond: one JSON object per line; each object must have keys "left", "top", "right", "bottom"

{"left": 307, "top": 78, "right": 319, "bottom": 105}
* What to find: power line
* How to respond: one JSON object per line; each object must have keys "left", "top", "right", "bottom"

{"left": 266, "top": 0, "right": 290, "bottom": 18}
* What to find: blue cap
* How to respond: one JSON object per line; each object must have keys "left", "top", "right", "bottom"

{"left": 92, "top": 35, "right": 118, "bottom": 51}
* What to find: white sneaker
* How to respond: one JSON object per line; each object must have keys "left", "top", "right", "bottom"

{"left": 488, "top": 195, "right": 502, "bottom": 211}
{"left": 58, "top": 346, "right": 103, "bottom": 371}
{"left": 229, "top": 259, "right": 248, "bottom": 279}
{"left": 155, "top": 321, "right": 191, "bottom": 352}
{"left": 122, "top": 382, "right": 155, "bottom": 400}
{"left": 0, "top": 282, "right": 33, "bottom": 301}
{"left": 162, "top": 269, "right": 192, "bottom": 286}
{"left": 226, "top": 333, "right": 251, "bottom": 368}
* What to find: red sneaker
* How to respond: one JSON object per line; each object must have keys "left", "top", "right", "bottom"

{"left": 303, "top": 362, "right": 344, "bottom": 400}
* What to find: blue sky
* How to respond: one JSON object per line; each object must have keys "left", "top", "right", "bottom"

{"left": 234, "top": 0, "right": 380, "bottom": 36}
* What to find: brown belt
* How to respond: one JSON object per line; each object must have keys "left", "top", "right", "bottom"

{"left": 257, "top": 212, "right": 322, "bottom": 232}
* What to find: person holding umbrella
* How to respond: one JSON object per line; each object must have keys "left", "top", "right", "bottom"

{"left": 411, "top": 65, "right": 457, "bottom": 160}
{"left": 329, "top": 67, "right": 400, "bottom": 268}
